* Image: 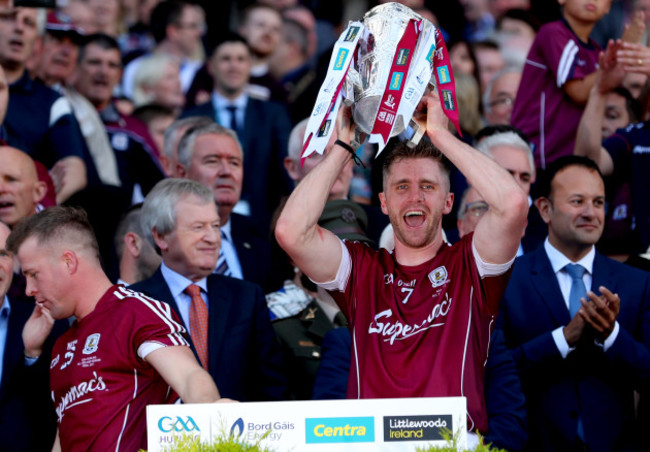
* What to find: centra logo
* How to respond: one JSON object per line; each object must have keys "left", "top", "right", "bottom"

{"left": 158, "top": 416, "right": 201, "bottom": 433}
{"left": 333, "top": 49, "right": 349, "bottom": 71}
{"left": 305, "top": 417, "right": 374, "bottom": 444}
{"left": 383, "top": 415, "right": 452, "bottom": 442}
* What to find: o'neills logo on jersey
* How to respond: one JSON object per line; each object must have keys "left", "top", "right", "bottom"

{"left": 368, "top": 294, "right": 453, "bottom": 344}
{"left": 383, "top": 415, "right": 452, "bottom": 441}
{"left": 55, "top": 371, "right": 107, "bottom": 422}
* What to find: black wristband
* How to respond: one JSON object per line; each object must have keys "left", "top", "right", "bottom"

{"left": 335, "top": 139, "right": 365, "bottom": 167}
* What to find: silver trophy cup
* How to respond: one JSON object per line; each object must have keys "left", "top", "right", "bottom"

{"left": 346, "top": 2, "right": 436, "bottom": 146}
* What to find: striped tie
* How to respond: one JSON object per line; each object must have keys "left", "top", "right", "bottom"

{"left": 215, "top": 231, "right": 232, "bottom": 276}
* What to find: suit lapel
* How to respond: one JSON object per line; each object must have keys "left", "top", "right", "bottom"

{"left": 0, "top": 300, "right": 28, "bottom": 399}
{"left": 591, "top": 252, "right": 616, "bottom": 295}
{"left": 530, "top": 247, "right": 571, "bottom": 325}
{"left": 230, "top": 215, "right": 248, "bottom": 275}
{"left": 241, "top": 98, "right": 254, "bottom": 153}
{"left": 206, "top": 275, "right": 233, "bottom": 372}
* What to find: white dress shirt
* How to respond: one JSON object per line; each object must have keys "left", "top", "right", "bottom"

{"left": 545, "top": 239, "right": 619, "bottom": 357}
{"left": 218, "top": 220, "right": 243, "bottom": 280}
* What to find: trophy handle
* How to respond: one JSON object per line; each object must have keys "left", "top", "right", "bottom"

{"left": 406, "top": 119, "right": 425, "bottom": 149}
{"left": 351, "top": 129, "right": 363, "bottom": 152}
{"left": 406, "top": 79, "right": 436, "bottom": 149}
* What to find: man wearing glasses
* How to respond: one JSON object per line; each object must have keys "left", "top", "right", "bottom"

{"left": 482, "top": 68, "right": 522, "bottom": 126}
{"left": 457, "top": 187, "right": 489, "bottom": 239}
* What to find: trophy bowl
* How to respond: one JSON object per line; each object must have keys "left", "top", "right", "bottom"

{"left": 349, "top": 2, "right": 435, "bottom": 138}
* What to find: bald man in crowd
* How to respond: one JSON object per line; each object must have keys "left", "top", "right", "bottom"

{"left": 0, "top": 146, "right": 47, "bottom": 229}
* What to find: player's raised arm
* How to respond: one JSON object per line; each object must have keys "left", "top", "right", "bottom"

{"left": 420, "top": 91, "right": 528, "bottom": 264}
{"left": 275, "top": 108, "right": 355, "bottom": 283}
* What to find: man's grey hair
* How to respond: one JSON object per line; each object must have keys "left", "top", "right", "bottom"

{"left": 140, "top": 178, "right": 214, "bottom": 244}
{"left": 177, "top": 123, "right": 242, "bottom": 170}
{"left": 482, "top": 66, "right": 522, "bottom": 113}
{"left": 288, "top": 118, "right": 309, "bottom": 161}
{"left": 163, "top": 116, "right": 214, "bottom": 160}
{"left": 476, "top": 131, "right": 534, "bottom": 175}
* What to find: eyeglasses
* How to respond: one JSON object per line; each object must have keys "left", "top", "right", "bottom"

{"left": 464, "top": 201, "right": 489, "bottom": 218}
{"left": 488, "top": 95, "right": 514, "bottom": 111}
{"left": 175, "top": 21, "right": 206, "bottom": 34}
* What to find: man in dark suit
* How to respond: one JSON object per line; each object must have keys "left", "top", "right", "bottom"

{"left": 181, "top": 32, "right": 292, "bottom": 230}
{"left": 131, "top": 179, "right": 286, "bottom": 401}
{"left": 176, "top": 122, "right": 275, "bottom": 292}
{"left": 0, "top": 221, "right": 64, "bottom": 451}
{"left": 496, "top": 155, "right": 650, "bottom": 451}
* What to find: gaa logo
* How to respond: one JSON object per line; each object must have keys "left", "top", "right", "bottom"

{"left": 158, "top": 416, "right": 200, "bottom": 433}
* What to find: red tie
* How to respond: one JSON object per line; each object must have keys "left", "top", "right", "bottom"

{"left": 185, "top": 284, "right": 209, "bottom": 370}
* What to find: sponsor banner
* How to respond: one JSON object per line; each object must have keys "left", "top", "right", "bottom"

{"left": 147, "top": 397, "right": 466, "bottom": 451}
{"left": 383, "top": 415, "right": 453, "bottom": 441}
{"left": 305, "top": 417, "right": 374, "bottom": 443}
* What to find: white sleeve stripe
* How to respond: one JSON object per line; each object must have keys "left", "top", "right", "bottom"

{"left": 557, "top": 40, "right": 578, "bottom": 87}
{"left": 525, "top": 59, "right": 546, "bottom": 70}
{"left": 314, "top": 239, "right": 351, "bottom": 292}
{"left": 168, "top": 332, "right": 189, "bottom": 347}
{"left": 173, "top": 333, "right": 189, "bottom": 346}
{"left": 116, "top": 286, "right": 187, "bottom": 336}
{"left": 50, "top": 97, "right": 72, "bottom": 126}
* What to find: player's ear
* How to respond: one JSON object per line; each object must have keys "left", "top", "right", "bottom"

{"left": 443, "top": 192, "right": 454, "bottom": 215}
{"left": 62, "top": 249, "right": 79, "bottom": 274}
{"left": 379, "top": 192, "right": 388, "bottom": 215}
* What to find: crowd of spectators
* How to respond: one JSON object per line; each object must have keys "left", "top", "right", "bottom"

{"left": 1, "top": 0, "right": 650, "bottom": 450}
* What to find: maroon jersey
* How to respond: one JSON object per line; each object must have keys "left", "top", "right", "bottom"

{"left": 50, "top": 285, "right": 189, "bottom": 451}
{"left": 328, "top": 234, "right": 510, "bottom": 432}
{"left": 511, "top": 20, "right": 600, "bottom": 169}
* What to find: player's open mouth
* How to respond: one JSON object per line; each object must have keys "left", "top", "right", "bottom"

{"left": 404, "top": 210, "right": 425, "bottom": 227}
{"left": 0, "top": 201, "right": 14, "bottom": 210}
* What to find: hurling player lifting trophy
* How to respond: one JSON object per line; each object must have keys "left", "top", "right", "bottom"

{"left": 302, "top": 2, "right": 461, "bottom": 161}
